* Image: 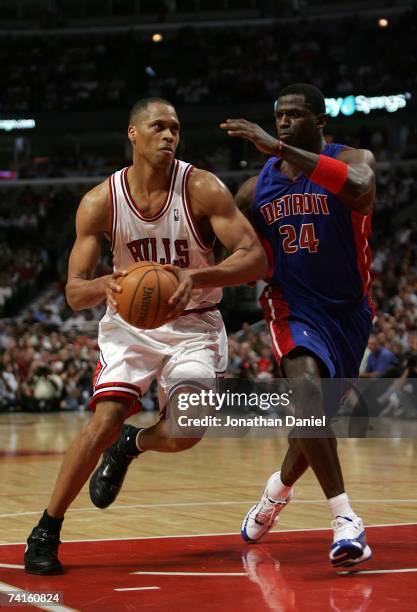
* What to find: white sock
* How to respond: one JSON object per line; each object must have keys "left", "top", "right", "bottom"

{"left": 266, "top": 472, "right": 292, "bottom": 501}
{"left": 136, "top": 430, "right": 145, "bottom": 452}
{"left": 328, "top": 493, "right": 356, "bottom": 519}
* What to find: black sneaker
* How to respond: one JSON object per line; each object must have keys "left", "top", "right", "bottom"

{"left": 89, "top": 424, "right": 139, "bottom": 508}
{"left": 24, "top": 526, "right": 63, "bottom": 575}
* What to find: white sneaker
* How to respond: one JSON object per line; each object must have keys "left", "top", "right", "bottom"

{"left": 329, "top": 515, "right": 372, "bottom": 568}
{"left": 241, "top": 472, "right": 293, "bottom": 542}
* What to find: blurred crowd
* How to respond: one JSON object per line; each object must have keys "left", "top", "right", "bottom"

{"left": 0, "top": 317, "right": 97, "bottom": 412}
{"left": 13, "top": 122, "right": 410, "bottom": 181}
{"left": 0, "top": 166, "right": 417, "bottom": 414}
{"left": 0, "top": 185, "right": 83, "bottom": 317}
{"left": 1, "top": 11, "right": 416, "bottom": 115}
{"left": 2, "top": 164, "right": 416, "bottom": 316}
{"left": 1, "top": 220, "right": 416, "bottom": 414}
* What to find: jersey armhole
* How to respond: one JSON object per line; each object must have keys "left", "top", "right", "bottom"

{"left": 109, "top": 173, "right": 117, "bottom": 253}
{"left": 182, "top": 165, "right": 214, "bottom": 252}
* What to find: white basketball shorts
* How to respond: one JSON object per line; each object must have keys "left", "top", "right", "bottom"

{"left": 90, "top": 307, "right": 228, "bottom": 416}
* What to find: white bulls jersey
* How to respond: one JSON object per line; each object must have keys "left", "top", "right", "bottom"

{"left": 109, "top": 159, "right": 222, "bottom": 311}
{"left": 91, "top": 159, "right": 228, "bottom": 411}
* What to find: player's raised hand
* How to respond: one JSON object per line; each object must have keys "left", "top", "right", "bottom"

{"left": 102, "top": 270, "right": 127, "bottom": 313}
{"left": 163, "top": 264, "right": 194, "bottom": 321}
{"left": 220, "top": 118, "right": 278, "bottom": 155}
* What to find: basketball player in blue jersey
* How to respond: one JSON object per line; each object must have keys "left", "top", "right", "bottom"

{"left": 24, "top": 98, "right": 268, "bottom": 575}
{"left": 221, "top": 83, "right": 375, "bottom": 568}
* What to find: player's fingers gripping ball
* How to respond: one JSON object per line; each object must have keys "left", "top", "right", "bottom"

{"left": 114, "top": 262, "right": 179, "bottom": 329}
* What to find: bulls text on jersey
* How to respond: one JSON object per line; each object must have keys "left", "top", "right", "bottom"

{"left": 127, "top": 237, "right": 190, "bottom": 267}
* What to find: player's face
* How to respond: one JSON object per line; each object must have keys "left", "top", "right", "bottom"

{"left": 274, "top": 94, "right": 324, "bottom": 149}
{"left": 128, "top": 103, "right": 180, "bottom": 167}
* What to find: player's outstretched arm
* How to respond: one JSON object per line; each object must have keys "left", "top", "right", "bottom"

{"left": 220, "top": 118, "right": 375, "bottom": 215}
{"left": 188, "top": 169, "right": 268, "bottom": 287}
{"left": 276, "top": 144, "right": 375, "bottom": 214}
{"left": 165, "top": 170, "right": 268, "bottom": 313}
{"left": 66, "top": 182, "right": 126, "bottom": 311}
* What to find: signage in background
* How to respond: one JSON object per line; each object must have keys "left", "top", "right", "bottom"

{"left": 0, "top": 119, "right": 36, "bottom": 131}
{"left": 325, "top": 93, "right": 411, "bottom": 117}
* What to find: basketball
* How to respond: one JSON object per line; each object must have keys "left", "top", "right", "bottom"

{"left": 114, "top": 262, "right": 179, "bottom": 329}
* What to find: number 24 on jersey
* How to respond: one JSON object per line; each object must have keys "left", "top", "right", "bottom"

{"left": 279, "top": 223, "right": 319, "bottom": 254}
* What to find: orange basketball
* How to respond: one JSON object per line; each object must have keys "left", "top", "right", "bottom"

{"left": 114, "top": 262, "right": 179, "bottom": 329}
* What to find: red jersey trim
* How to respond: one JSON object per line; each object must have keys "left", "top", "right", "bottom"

{"left": 121, "top": 161, "right": 178, "bottom": 223}
{"left": 89, "top": 391, "right": 142, "bottom": 416}
{"left": 109, "top": 173, "right": 117, "bottom": 253}
{"left": 260, "top": 287, "right": 295, "bottom": 364}
{"left": 257, "top": 232, "right": 274, "bottom": 280}
{"left": 93, "top": 351, "right": 108, "bottom": 386}
{"left": 92, "top": 389, "right": 138, "bottom": 400}
{"left": 351, "top": 210, "right": 372, "bottom": 296}
{"left": 182, "top": 164, "right": 214, "bottom": 252}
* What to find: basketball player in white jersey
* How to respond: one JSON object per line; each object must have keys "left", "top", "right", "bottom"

{"left": 24, "top": 98, "right": 268, "bottom": 575}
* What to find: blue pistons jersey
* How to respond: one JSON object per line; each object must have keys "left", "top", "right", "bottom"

{"left": 253, "top": 143, "right": 372, "bottom": 306}
{"left": 252, "top": 143, "right": 374, "bottom": 380}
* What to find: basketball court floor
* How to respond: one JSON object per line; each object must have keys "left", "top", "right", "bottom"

{"left": 1, "top": 411, "right": 416, "bottom": 611}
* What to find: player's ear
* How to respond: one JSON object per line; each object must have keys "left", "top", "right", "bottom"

{"left": 128, "top": 125, "right": 137, "bottom": 145}
{"left": 316, "top": 113, "right": 327, "bottom": 129}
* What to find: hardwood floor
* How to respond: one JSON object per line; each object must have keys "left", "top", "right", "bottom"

{"left": 1, "top": 412, "right": 416, "bottom": 544}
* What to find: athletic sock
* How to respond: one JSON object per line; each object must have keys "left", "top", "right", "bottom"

{"left": 135, "top": 428, "right": 146, "bottom": 453}
{"left": 327, "top": 493, "right": 356, "bottom": 519}
{"left": 266, "top": 472, "right": 292, "bottom": 501}
{"left": 38, "top": 509, "right": 64, "bottom": 535}
{"left": 124, "top": 427, "right": 143, "bottom": 457}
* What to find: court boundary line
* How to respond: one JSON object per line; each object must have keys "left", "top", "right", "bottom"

{"left": 1, "top": 498, "right": 417, "bottom": 520}
{"left": 1, "top": 521, "right": 415, "bottom": 547}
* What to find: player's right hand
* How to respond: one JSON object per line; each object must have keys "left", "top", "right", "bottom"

{"left": 102, "top": 271, "right": 127, "bottom": 313}
{"left": 163, "top": 264, "right": 194, "bottom": 321}
{"left": 220, "top": 118, "right": 279, "bottom": 155}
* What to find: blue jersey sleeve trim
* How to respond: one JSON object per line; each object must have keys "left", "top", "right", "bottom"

{"left": 322, "top": 142, "right": 346, "bottom": 158}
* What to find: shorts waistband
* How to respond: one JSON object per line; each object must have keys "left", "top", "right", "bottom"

{"left": 263, "top": 285, "right": 371, "bottom": 310}
{"left": 180, "top": 304, "right": 219, "bottom": 317}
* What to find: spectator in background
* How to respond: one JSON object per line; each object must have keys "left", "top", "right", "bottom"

{"left": 22, "top": 363, "right": 63, "bottom": 412}
{"left": 379, "top": 353, "right": 417, "bottom": 418}
{"left": 361, "top": 334, "right": 398, "bottom": 378}
{"left": 226, "top": 338, "right": 243, "bottom": 377}
{"left": 59, "top": 360, "right": 84, "bottom": 411}
{"left": 0, "top": 362, "right": 18, "bottom": 410}
{"left": 255, "top": 346, "right": 274, "bottom": 381}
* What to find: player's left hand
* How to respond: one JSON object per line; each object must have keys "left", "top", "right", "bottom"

{"left": 163, "top": 264, "right": 195, "bottom": 321}
{"left": 220, "top": 119, "right": 278, "bottom": 155}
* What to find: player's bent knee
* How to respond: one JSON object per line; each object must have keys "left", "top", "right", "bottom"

{"left": 94, "top": 398, "right": 133, "bottom": 422}
{"left": 293, "top": 370, "right": 322, "bottom": 393}
{"left": 86, "top": 400, "right": 132, "bottom": 447}
{"left": 291, "top": 372, "right": 324, "bottom": 419}
{"left": 167, "top": 361, "right": 215, "bottom": 388}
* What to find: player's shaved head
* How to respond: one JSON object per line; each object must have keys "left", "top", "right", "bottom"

{"left": 276, "top": 83, "right": 326, "bottom": 115}
{"left": 129, "top": 97, "right": 175, "bottom": 124}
